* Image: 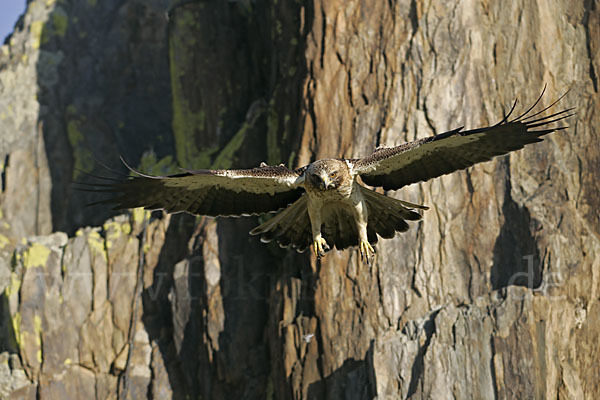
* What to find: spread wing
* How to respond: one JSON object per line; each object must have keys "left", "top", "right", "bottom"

{"left": 353, "top": 90, "right": 574, "bottom": 191}
{"left": 80, "top": 159, "right": 306, "bottom": 217}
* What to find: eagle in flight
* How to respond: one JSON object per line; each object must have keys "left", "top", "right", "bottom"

{"left": 83, "top": 89, "right": 572, "bottom": 264}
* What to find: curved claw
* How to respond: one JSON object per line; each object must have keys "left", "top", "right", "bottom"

{"left": 313, "top": 237, "right": 330, "bottom": 258}
{"left": 359, "top": 240, "right": 375, "bottom": 265}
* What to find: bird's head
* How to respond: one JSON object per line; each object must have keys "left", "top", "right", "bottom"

{"left": 306, "top": 159, "right": 349, "bottom": 191}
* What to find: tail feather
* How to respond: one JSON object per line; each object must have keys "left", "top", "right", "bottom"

{"left": 249, "top": 188, "right": 427, "bottom": 253}
{"left": 322, "top": 188, "right": 426, "bottom": 251}
{"left": 335, "top": 208, "right": 358, "bottom": 249}
{"left": 361, "top": 187, "right": 426, "bottom": 244}
{"left": 249, "top": 195, "right": 312, "bottom": 252}
{"left": 322, "top": 206, "right": 358, "bottom": 250}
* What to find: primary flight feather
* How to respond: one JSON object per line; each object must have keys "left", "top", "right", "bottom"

{"left": 80, "top": 89, "right": 573, "bottom": 264}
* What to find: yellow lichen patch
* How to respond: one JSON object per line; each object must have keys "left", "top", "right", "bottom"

{"left": 23, "top": 315, "right": 44, "bottom": 363}
{"left": 5, "top": 272, "right": 21, "bottom": 297}
{"left": 121, "top": 223, "right": 131, "bottom": 236}
{"left": 46, "top": 0, "right": 57, "bottom": 6}
{"left": 0, "top": 234, "right": 10, "bottom": 250}
{"left": 103, "top": 221, "right": 123, "bottom": 243}
{"left": 30, "top": 21, "right": 45, "bottom": 49}
{"left": 131, "top": 207, "right": 150, "bottom": 226}
{"left": 103, "top": 220, "right": 135, "bottom": 249}
{"left": 22, "top": 243, "right": 51, "bottom": 269}
{"left": 33, "top": 315, "right": 42, "bottom": 346}
{"left": 86, "top": 229, "right": 107, "bottom": 261}
{"left": 11, "top": 312, "right": 22, "bottom": 348}
{"left": 64, "top": 358, "right": 72, "bottom": 365}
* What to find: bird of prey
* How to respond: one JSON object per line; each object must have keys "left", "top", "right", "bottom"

{"left": 82, "top": 89, "right": 572, "bottom": 264}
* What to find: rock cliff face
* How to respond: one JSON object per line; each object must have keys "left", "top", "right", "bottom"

{"left": 0, "top": 0, "right": 598, "bottom": 399}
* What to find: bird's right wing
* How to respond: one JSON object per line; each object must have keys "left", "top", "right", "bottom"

{"left": 78, "top": 159, "right": 307, "bottom": 217}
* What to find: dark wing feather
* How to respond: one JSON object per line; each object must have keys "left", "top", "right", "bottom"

{"left": 354, "top": 90, "right": 574, "bottom": 191}
{"left": 77, "top": 160, "right": 306, "bottom": 217}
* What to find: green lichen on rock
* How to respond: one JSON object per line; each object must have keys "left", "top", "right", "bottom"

{"left": 169, "top": 11, "right": 209, "bottom": 169}
{"left": 266, "top": 376, "right": 274, "bottom": 400}
{"left": 67, "top": 120, "right": 83, "bottom": 145}
{"left": 51, "top": 12, "right": 68, "bottom": 37}
{"left": 287, "top": 150, "right": 296, "bottom": 169}
{"left": 211, "top": 123, "right": 250, "bottom": 170}
{"left": 266, "top": 106, "right": 283, "bottom": 165}
{"left": 67, "top": 117, "right": 94, "bottom": 179}
{"left": 29, "top": 9, "right": 68, "bottom": 50}
{"left": 138, "top": 153, "right": 178, "bottom": 176}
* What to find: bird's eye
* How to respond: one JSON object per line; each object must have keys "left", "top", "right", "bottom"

{"left": 329, "top": 171, "right": 337, "bottom": 178}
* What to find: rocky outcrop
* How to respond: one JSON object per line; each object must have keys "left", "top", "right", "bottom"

{"left": 0, "top": 0, "right": 598, "bottom": 399}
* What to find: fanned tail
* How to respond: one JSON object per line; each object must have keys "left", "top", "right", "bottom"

{"left": 361, "top": 187, "right": 427, "bottom": 245}
{"left": 317, "top": 187, "right": 427, "bottom": 251}
{"left": 249, "top": 188, "right": 428, "bottom": 253}
{"left": 249, "top": 195, "right": 312, "bottom": 252}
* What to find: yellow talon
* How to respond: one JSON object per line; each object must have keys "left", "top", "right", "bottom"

{"left": 313, "top": 237, "right": 329, "bottom": 258}
{"left": 359, "top": 240, "right": 375, "bottom": 265}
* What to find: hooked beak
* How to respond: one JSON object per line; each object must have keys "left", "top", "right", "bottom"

{"left": 312, "top": 174, "right": 331, "bottom": 190}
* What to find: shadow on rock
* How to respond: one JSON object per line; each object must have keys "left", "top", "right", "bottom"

{"left": 307, "top": 353, "right": 376, "bottom": 400}
{"left": 491, "top": 163, "right": 542, "bottom": 291}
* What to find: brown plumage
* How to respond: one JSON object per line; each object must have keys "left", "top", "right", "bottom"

{"left": 78, "top": 88, "right": 573, "bottom": 264}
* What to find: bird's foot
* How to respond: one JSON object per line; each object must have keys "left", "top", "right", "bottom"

{"left": 313, "top": 237, "right": 330, "bottom": 258}
{"left": 359, "top": 240, "right": 375, "bottom": 266}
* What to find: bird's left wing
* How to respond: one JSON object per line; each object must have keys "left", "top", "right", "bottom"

{"left": 353, "top": 90, "right": 573, "bottom": 191}
{"left": 81, "top": 160, "right": 307, "bottom": 217}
